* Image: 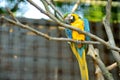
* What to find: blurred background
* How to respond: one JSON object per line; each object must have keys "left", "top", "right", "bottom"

{"left": 0, "top": 0, "right": 120, "bottom": 80}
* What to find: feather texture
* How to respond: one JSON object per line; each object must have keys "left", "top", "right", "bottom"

{"left": 65, "top": 13, "right": 90, "bottom": 80}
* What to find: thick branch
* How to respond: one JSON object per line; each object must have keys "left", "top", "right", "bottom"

{"left": 88, "top": 45, "right": 114, "bottom": 80}
{"left": 95, "top": 64, "right": 105, "bottom": 80}
{"left": 27, "top": 0, "right": 120, "bottom": 52}
{"left": 103, "top": 0, "right": 120, "bottom": 68}
{"left": 95, "top": 62, "right": 117, "bottom": 80}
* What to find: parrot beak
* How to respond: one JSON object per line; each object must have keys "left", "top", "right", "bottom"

{"left": 64, "top": 14, "right": 74, "bottom": 24}
{"left": 64, "top": 19, "right": 70, "bottom": 24}
{"left": 64, "top": 14, "right": 72, "bottom": 24}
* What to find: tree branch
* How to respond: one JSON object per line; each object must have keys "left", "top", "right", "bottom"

{"left": 27, "top": 0, "right": 120, "bottom": 52}
{"left": 103, "top": 0, "right": 120, "bottom": 68}
{"left": 41, "top": 0, "right": 51, "bottom": 13}
{"left": 95, "top": 62, "right": 117, "bottom": 80}
{"left": 95, "top": 63, "right": 105, "bottom": 80}
{"left": 44, "top": 0, "right": 64, "bottom": 20}
{"left": 88, "top": 45, "right": 114, "bottom": 80}
{"left": 6, "top": 8, "right": 19, "bottom": 22}
{"left": 1, "top": 16, "right": 100, "bottom": 45}
{"left": 71, "top": 0, "right": 81, "bottom": 13}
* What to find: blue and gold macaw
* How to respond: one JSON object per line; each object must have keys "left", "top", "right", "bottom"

{"left": 64, "top": 13, "right": 90, "bottom": 80}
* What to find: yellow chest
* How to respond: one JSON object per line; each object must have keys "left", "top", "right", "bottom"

{"left": 71, "top": 19, "right": 85, "bottom": 41}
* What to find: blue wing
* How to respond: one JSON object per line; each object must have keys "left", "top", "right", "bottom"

{"left": 65, "top": 28, "right": 85, "bottom": 57}
{"left": 65, "top": 29, "right": 72, "bottom": 39}
{"left": 83, "top": 18, "right": 90, "bottom": 41}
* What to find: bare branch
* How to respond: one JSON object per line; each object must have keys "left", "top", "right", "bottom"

{"left": 71, "top": 0, "right": 81, "bottom": 13}
{"left": 43, "top": 0, "right": 64, "bottom": 20}
{"left": 27, "top": 0, "right": 120, "bottom": 52}
{"left": 6, "top": 8, "right": 19, "bottom": 22}
{"left": 95, "top": 62, "right": 117, "bottom": 80}
{"left": 41, "top": 0, "right": 51, "bottom": 13}
{"left": 103, "top": 0, "right": 120, "bottom": 68}
{"left": 95, "top": 64, "right": 105, "bottom": 80}
{"left": 1, "top": 16, "right": 100, "bottom": 45}
{"left": 107, "top": 62, "right": 117, "bottom": 71}
{"left": 96, "top": 62, "right": 117, "bottom": 74}
{"left": 88, "top": 45, "right": 114, "bottom": 80}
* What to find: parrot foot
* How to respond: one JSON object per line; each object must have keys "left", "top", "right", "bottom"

{"left": 78, "top": 44, "right": 82, "bottom": 48}
{"left": 76, "top": 40, "right": 83, "bottom": 48}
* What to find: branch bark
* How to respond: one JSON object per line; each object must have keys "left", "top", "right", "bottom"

{"left": 44, "top": 0, "right": 63, "bottom": 20}
{"left": 1, "top": 16, "right": 99, "bottom": 45}
{"left": 88, "top": 45, "right": 114, "bottom": 80}
{"left": 103, "top": 0, "right": 120, "bottom": 68}
{"left": 41, "top": 0, "right": 51, "bottom": 13}
{"left": 71, "top": 0, "right": 81, "bottom": 13}
{"left": 95, "top": 62, "right": 117, "bottom": 80}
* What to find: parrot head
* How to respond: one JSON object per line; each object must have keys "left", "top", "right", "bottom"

{"left": 64, "top": 13, "right": 81, "bottom": 24}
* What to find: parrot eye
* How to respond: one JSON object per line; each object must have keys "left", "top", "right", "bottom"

{"left": 69, "top": 16, "right": 75, "bottom": 23}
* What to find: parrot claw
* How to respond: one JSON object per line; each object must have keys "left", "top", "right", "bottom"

{"left": 76, "top": 40, "right": 83, "bottom": 48}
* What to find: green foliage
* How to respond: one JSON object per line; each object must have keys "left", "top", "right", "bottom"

{"left": 55, "top": 2, "right": 120, "bottom": 23}
{"left": 84, "top": 5, "right": 105, "bottom": 22}
{"left": 55, "top": 2, "right": 63, "bottom": 7}
{"left": 0, "top": 7, "right": 6, "bottom": 14}
{"left": 111, "top": 7, "right": 120, "bottom": 23}
{"left": 0, "top": 0, "right": 27, "bottom": 15}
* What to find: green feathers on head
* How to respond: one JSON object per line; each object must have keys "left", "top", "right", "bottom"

{"left": 63, "top": 13, "right": 71, "bottom": 18}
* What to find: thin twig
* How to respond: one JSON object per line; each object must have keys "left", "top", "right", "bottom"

{"left": 41, "top": 0, "right": 51, "bottom": 13}
{"left": 71, "top": 0, "right": 81, "bottom": 13}
{"left": 103, "top": 0, "right": 120, "bottom": 68}
{"left": 27, "top": 0, "right": 120, "bottom": 52}
{"left": 1, "top": 16, "right": 100, "bottom": 45}
{"left": 107, "top": 62, "right": 117, "bottom": 71}
{"left": 44, "top": 0, "right": 63, "bottom": 20}
{"left": 6, "top": 8, "right": 19, "bottom": 22}
{"left": 96, "top": 62, "right": 117, "bottom": 73}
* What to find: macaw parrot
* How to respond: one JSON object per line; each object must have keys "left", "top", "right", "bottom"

{"left": 64, "top": 13, "right": 90, "bottom": 80}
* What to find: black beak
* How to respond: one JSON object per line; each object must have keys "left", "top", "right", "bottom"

{"left": 64, "top": 19, "right": 70, "bottom": 24}
{"left": 64, "top": 16, "right": 71, "bottom": 24}
{"left": 64, "top": 14, "right": 74, "bottom": 24}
